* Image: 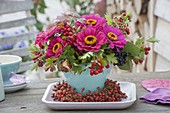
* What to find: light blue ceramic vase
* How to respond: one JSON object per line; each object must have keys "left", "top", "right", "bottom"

{"left": 65, "top": 67, "right": 111, "bottom": 94}
{"left": 0, "top": 64, "right": 5, "bottom": 102}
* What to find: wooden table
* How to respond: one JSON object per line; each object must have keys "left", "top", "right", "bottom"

{"left": 0, "top": 71, "right": 170, "bottom": 113}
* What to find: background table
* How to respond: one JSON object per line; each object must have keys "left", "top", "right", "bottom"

{"left": 0, "top": 71, "right": 170, "bottom": 113}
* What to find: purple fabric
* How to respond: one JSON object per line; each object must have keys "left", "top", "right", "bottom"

{"left": 141, "top": 79, "right": 170, "bottom": 91}
{"left": 140, "top": 88, "right": 170, "bottom": 104}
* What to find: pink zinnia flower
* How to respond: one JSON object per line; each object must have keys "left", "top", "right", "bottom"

{"left": 76, "top": 14, "right": 106, "bottom": 30}
{"left": 34, "top": 31, "right": 46, "bottom": 47}
{"left": 104, "top": 25, "right": 126, "bottom": 48}
{"left": 74, "top": 26, "right": 107, "bottom": 52}
{"left": 82, "top": 14, "right": 106, "bottom": 27}
{"left": 44, "top": 26, "right": 59, "bottom": 41}
{"left": 46, "top": 37, "right": 66, "bottom": 58}
{"left": 34, "top": 26, "right": 59, "bottom": 47}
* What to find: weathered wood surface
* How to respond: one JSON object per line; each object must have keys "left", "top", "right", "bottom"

{"left": 0, "top": 32, "right": 36, "bottom": 45}
{"left": 0, "top": 47, "right": 30, "bottom": 56}
{"left": 146, "top": 0, "right": 157, "bottom": 72}
{"left": 155, "top": 55, "right": 170, "bottom": 72}
{"left": 154, "top": 18, "right": 170, "bottom": 61}
{"left": 0, "top": 72, "right": 170, "bottom": 113}
{"left": 0, "top": 16, "right": 36, "bottom": 29}
{"left": 0, "top": 0, "right": 36, "bottom": 72}
{"left": 154, "top": 0, "right": 170, "bottom": 22}
{"left": 18, "top": 61, "right": 34, "bottom": 73}
{"left": 0, "top": 0, "right": 33, "bottom": 15}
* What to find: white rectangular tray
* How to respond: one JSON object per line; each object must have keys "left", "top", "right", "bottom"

{"left": 42, "top": 82, "right": 136, "bottom": 110}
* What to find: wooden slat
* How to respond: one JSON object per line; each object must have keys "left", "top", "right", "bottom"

{"left": 0, "top": 47, "right": 30, "bottom": 57}
{"left": 154, "top": 18, "right": 170, "bottom": 61}
{"left": 154, "top": 0, "right": 170, "bottom": 22}
{"left": 0, "top": 0, "right": 33, "bottom": 15}
{"left": 0, "top": 32, "right": 36, "bottom": 45}
{"left": 155, "top": 54, "right": 170, "bottom": 72}
{"left": 146, "top": 0, "right": 157, "bottom": 72}
{"left": 0, "top": 16, "right": 36, "bottom": 29}
{"left": 126, "top": 1, "right": 138, "bottom": 23}
{"left": 18, "top": 61, "right": 33, "bottom": 73}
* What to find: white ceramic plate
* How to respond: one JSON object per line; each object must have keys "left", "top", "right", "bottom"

{"left": 4, "top": 78, "right": 30, "bottom": 93}
{"left": 4, "top": 74, "right": 29, "bottom": 87}
{"left": 42, "top": 82, "right": 136, "bottom": 110}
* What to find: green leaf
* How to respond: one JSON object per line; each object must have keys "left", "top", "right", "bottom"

{"left": 59, "top": 45, "right": 76, "bottom": 65}
{"left": 46, "top": 58, "right": 56, "bottom": 65}
{"left": 101, "top": 59, "right": 107, "bottom": 66}
{"left": 98, "top": 50, "right": 104, "bottom": 59}
{"left": 29, "top": 54, "right": 36, "bottom": 59}
{"left": 79, "top": 52, "right": 93, "bottom": 60}
{"left": 39, "top": 7, "right": 45, "bottom": 14}
{"left": 46, "top": 17, "right": 50, "bottom": 21}
{"left": 35, "top": 21, "right": 43, "bottom": 31}
{"left": 31, "top": 62, "right": 38, "bottom": 71}
{"left": 28, "top": 44, "right": 39, "bottom": 52}
{"left": 135, "top": 37, "right": 144, "bottom": 45}
{"left": 123, "top": 42, "right": 140, "bottom": 56}
{"left": 147, "top": 37, "right": 159, "bottom": 43}
{"left": 106, "top": 54, "right": 117, "bottom": 63}
{"left": 81, "top": 59, "right": 87, "bottom": 63}
{"left": 104, "top": 14, "right": 113, "bottom": 26}
{"left": 118, "top": 60, "right": 133, "bottom": 70}
{"left": 76, "top": 26, "right": 81, "bottom": 32}
{"left": 73, "top": 63, "right": 79, "bottom": 66}
{"left": 72, "top": 65, "right": 83, "bottom": 75}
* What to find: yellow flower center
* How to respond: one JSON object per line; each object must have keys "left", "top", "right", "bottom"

{"left": 52, "top": 43, "right": 61, "bottom": 53}
{"left": 107, "top": 32, "right": 118, "bottom": 41}
{"left": 86, "top": 19, "right": 97, "bottom": 25}
{"left": 57, "top": 22, "right": 63, "bottom": 28}
{"left": 84, "top": 35, "right": 97, "bottom": 45}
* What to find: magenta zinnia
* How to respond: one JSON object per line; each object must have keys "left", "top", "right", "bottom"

{"left": 76, "top": 14, "right": 106, "bottom": 29}
{"left": 46, "top": 37, "right": 66, "bottom": 58}
{"left": 104, "top": 25, "right": 126, "bottom": 48}
{"left": 74, "top": 26, "right": 106, "bottom": 52}
{"left": 35, "top": 26, "right": 59, "bottom": 47}
{"left": 83, "top": 14, "right": 106, "bottom": 26}
{"left": 44, "top": 26, "right": 59, "bottom": 41}
{"left": 34, "top": 31, "right": 46, "bottom": 47}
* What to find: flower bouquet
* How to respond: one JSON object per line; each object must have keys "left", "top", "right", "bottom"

{"left": 29, "top": 12, "right": 157, "bottom": 102}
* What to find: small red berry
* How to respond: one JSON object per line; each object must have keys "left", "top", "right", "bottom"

{"left": 145, "top": 51, "right": 149, "bottom": 55}
{"left": 106, "top": 64, "right": 110, "bottom": 69}
{"left": 38, "top": 62, "right": 43, "bottom": 67}
{"left": 144, "top": 47, "right": 148, "bottom": 51}
{"left": 147, "top": 47, "right": 151, "bottom": 51}
{"left": 122, "top": 12, "right": 126, "bottom": 16}
{"left": 99, "top": 63, "right": 104, "bottom": 68}
{"left": 97, "top": 87, "right": 101, "bottom": 91}
{"left": 95, "top": 70, "right": 99, "bottom": 75}
{"left": 118, "top": 17, "right": 123, "bottom": 22}
{"left": 139, "top": 59, "right": 143, "bottom": 63}
{"left": 97, "top": 58, "right": 101, "bottom": 63}
{"left": 92, "top": 62, "right": 97, "bottom": 66}
{"left": 90, "top": 70, "right": 94, "bottom": 75}
{"left": 89, "top": 66, "right": 93, "bottom": 69}
{"left": 131, "top": 56, "right": 134, "bottom": 59}
{"left": 135, "top": 60, "right": 138, "bottom": 65}
{"left": 97, "top": 69, "right": 102, "bottom": 73}
{"left": 125, "top": 28, "right": 130, "bottom": 35}
{"left": 81, "top": 88, "right": 85, "bottom": 92}
{"left": 69, "top": 32, "right": 72, "bottom": 36}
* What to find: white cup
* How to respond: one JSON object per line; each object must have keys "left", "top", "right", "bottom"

{"left": 0, "top": 64, "right": 5, "bottom": 102}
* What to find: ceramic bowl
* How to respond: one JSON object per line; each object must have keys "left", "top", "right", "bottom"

{"left": 0, "top": 55, "right": 22, "bottom": 85}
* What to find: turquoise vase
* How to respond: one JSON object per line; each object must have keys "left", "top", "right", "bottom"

{"left": 65, "top": 67, "right": 111, "bottom": 94}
